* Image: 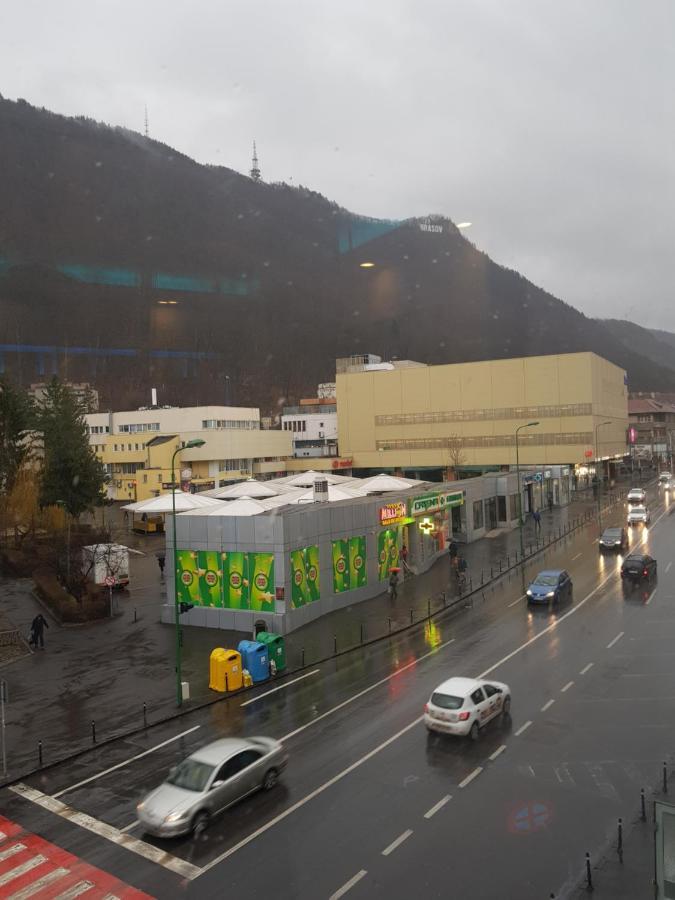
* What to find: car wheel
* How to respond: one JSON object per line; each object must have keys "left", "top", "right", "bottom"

{"left": 262, "top": 768, "right": 279, "bottom": 791}
{"left": 192, "top": 810, "right": 209, "bottom": 838}
{"left": 502, "top": 696, "right": 511, "bottom": 716}
{"left": 470, "top": 721, "right": 480, "bottom": 741}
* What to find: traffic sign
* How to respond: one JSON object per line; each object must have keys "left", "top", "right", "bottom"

{"left": 105, "top": 576, "right": 115, "bottom": 587}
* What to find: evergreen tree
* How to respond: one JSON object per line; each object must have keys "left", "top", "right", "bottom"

{"left": 35, "top": 378, "right": 107, "bottom": 517}
{"left": 0, "top": 377, "right": 34, "bottom": 494}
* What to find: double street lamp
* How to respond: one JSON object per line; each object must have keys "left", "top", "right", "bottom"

{"left": 595, "top": 420, "right": 612, "bottom": 528}
{"left": 515, "top": 421, "right": 540, "bottom": 559}
{"left": 171, "top": 438, "right": 206, "bottom": 708}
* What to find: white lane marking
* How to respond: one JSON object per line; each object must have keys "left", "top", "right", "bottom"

{"left": 240, "top": 669, "right": 320, "bottom": 707}
{"left": 329, "top": 870, "right": 368, "bottom": 900}
{"left": 507, "top": 594, "right": 526, "bottom": 608}
{"left": 540, "top": 699, "right": 555, "bottom": 712}
{"left": 0, "top": 843, "right": 26, "bottom": 862}
{"left": 561, "top": 680, "right": 575, "bottom": 693}
{"left": 9, "top": 869, "right": 70, "bottom": 899}
{"left": 572, "top": 553, "right": 583, "bottom": 561}
{"left": 424, "top": 795, "right": 452, "bottom": 818}
{"left": 382, "top": 829, "right": 413, "bottom": 856}
{"left": 8, "top": 785, "right": 200, "bottom": 880}
{"left": 52, "top": 725, "right": 201, "bottom": 798}
{"left": 580, "top": 662, "right": 594, "bottom": 675}
{"left": 607, "top": 631, "right": 625, "bottom": 649}
{"left": 646, "top": 589, "right": 657, "bottom": 605}
{"left": 0, "top": 856, "right": 47, "bottom": 886}
{"left": 458, "top": 767, "right": 483, "bottom": 788}
{"left": 488, "top": 744, "right": 507, "bottom": 761}
{"left": 280, "top": 639, "right": 455, "bottom": 743}
{"left": 119, "top": 820, "right": 139, "bottom": 833}
{"left": 52, "top": 882, "right": 96, "bottom": 900}
{"left": 515, "top": 720, "right": 532, "bottom": 736}
{"left": 666, "top": 562, "right": 672, "bottom": 574}
{"left": 199, "top": 715, "right": 424, "bottom": 874}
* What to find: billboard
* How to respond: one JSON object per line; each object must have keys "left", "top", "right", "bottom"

{"left": 332, "top": 537, "right": 367, "bottom": 593}
{"left": 378, "top": 528, "right": 401, "bottom": 580}
{"left": 221, "top": 551, "right": 249, "bottom": 609}
{"left": 290, "top": 545, "right": 321, "bottom": 608}
{"left": 249, "top": 552, "right": 275, "bottom": 612}
{"left": 177, "top": 550, "right": 274, "bottom": 610}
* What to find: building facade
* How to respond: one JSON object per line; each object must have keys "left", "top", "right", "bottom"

{"left": 337, "top": 352, "right": 628, "bottom": 494}
{"left": 628, "top": 395, "right": 675, "bottom": 466}
{"left": 85, "top": 405, "right": 292, "bottom": 501}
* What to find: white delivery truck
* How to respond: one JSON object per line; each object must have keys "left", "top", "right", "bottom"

{"left": 82, "top": 543, "right": 131, "bottom": 588}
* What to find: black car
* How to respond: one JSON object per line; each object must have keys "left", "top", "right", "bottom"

{"left": 599, "top": 527, "right": 628, "bottom": 552}
{"left": 620, "top": 553, "right": 657, "bottom": 582}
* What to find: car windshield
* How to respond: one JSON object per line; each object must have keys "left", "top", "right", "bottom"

{"left": 624, "top": 556, "right": 645, "bottom": 565}
{"left": 630, "top": 507, "right": 646, "bottom": 515}
{"left": 534, "top": 574, "right": 559, "bottom": 586}
{"left": 166, "top": 758, "right": 215, "bottom": 792}
{"left": 431, "top": 692, "right": 464, "bottom": 710}
{"left": 602, "top": 530, "right": 621, "bottom": 539}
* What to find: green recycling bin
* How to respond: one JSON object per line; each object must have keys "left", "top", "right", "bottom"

{"left": 256, "top": 632, "right": 286, "bottom": 673}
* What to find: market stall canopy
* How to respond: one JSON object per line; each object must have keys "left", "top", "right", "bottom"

{"left": 121, "top": 490, "right": 225, "bottom": 513}
{"left": 205, "top": 479, "right": 281, "bottom": 500}
{"left": 180, "top": 496, "right": 270, "bottom": 517}
{"left": 277, "top": 470, "right": 357, "bottom": 488}
{"left": 352, "top": 473, "right": 422, "bottom": 494}
{"left": 293, "top": 484, "right": 360, "bottom": 504}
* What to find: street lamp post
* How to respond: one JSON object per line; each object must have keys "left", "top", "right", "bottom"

{"left": 595, "top": 420, "right": 612, "bottom": 528}
{"left": 515, "top": 422, "right": 540, "bottom": 559}
{"left": 172, "top": 438, "right": 206, "bottom": 708}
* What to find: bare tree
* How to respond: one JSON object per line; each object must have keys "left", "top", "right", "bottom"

{"left": 446, "top": 435, "right": 466, "bottom": 479}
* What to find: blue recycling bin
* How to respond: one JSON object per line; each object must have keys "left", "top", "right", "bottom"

{"left": 237, "top": 640, "right": 270, "bottom": 684}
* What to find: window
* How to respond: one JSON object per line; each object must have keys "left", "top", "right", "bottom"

{"left": 157, "top": 474, "right": 162, "bottom": 482}
{"left": 483, "top": 684, "right": 500, "bottom": 698}
{"left": 143, "top": 474, "right": 148, "bottom": 483}
{"left": 473, "top": 499, "right": 483, "bottom": 530}
{"left": 471, "top": 688, "right": 485, "bottom": 705}
{"left": 509, "top": 494, "right": 518, "bottom": 520}
{"left": 114, "top": 444, "right": 118, "bottom": 451}
{"left": 497, "top": 496, "right": 507, "bottom": 521}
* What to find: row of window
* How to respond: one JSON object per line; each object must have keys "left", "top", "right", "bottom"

{"left": 473, "top": 496, "right": 519, "bottom": 528}
{"left": 283, "top": 420, "right": 307, "bottom": 432}
{"left": 118, "top": 422, "right": 161, "bottom": 433}
{"left": 88, "top": 425, "right": 109, "bottom": 434}
{"left": 202, "top": 419, "right": 259, "bottom": 429}
{"left": 215, "top": 458, "right": 252, "bottom": 472}
{"left": 376, "top": 432, "right": 593, "bottom": 450}
{"left": 375, "top": 403, "right": 593, "bottom": 427}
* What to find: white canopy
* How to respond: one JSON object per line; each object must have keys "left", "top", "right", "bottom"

{"left": 352, "top": 473, "right": 421, "bottom": 494}
{"left": 279, "top": 469, "right": 356, "bottom": 488}
{"left": 180, "top": 496, "right": 270, "bottom": 517}
{"left": 293, "top": 484, "right": 360, "bottom": 504}
{"left": 122, "top": 490, "right": 225, "bottom": 513}
{"left": 206, "top": 479, "right": 281, "bottom": 500}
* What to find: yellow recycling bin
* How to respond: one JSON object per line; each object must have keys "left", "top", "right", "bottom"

{"left": 209, "top": 648, "right": 228, "bottom": 692}
{"left": 222, "top": 650, "right": 243, "bottom": 692}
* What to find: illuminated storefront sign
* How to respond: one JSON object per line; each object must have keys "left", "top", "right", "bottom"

{"left": 379, "top": 501, "right": 409, "bottom": 526}
{"left": 409, "top": 490, "right": 464, "bottom": 517}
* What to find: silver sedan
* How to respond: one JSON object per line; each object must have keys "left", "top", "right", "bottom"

{"left": 136, "top": 736, "right": 288, "bottom": 838}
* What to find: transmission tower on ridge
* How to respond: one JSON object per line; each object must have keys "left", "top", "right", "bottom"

{"left": 144, "top": 105, "right": 149, "bottom": 138}
{"left": 250, "top": 141, "right": 261, "bottom": 182}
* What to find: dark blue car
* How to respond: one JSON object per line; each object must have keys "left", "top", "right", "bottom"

{"left": 526, "top": 569, "right": 573, "bottom": 605}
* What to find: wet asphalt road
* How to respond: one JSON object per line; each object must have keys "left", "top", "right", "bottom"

{"left": 2, "top": 481, "right": 673, "bottom": 899}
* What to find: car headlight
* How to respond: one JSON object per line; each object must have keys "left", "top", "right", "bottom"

{"left": 614, "top": 540, "right": 621, "bottom": 545}
{"left": 164, "top": 810, "right": 189, "bottom": 824}
{"left": 546, "top": 591, "right": 556, "bottom": 598}
{"left": 526, "top": 589, "right": 533, "bottom": 596}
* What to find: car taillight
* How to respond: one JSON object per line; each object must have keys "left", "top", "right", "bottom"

{"left": 424, "top": 703, "right": 429, "bottom": 713}
{"left": 458, "top": 711, "right": 470, "bottom": 721}
{"left": 643, "top": 569, "right": 648, "bottom": 577}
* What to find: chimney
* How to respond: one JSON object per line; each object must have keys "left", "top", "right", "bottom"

{"left": 151, "top": 388, "right": 158, "bottom": 407}
{"left": 313, "top": 477, "right": 329, "bottom": 503}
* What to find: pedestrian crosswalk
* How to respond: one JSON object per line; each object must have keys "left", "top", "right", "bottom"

{"left": 0, "top": 815, "right": 152, "bottom": 899}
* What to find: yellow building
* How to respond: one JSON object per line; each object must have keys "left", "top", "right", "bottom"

{"left": 85, "top": 405, "right": 292, "bottom": 502}
{"left": 337, "top": 352, "right": 628, "bottom": 478}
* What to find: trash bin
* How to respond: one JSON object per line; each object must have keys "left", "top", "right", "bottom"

{"left": 222, "top": 650, "right": 243, "bottom": 691}
{"left": 209, "top": 648, "right": 228, "bottom": 692}
{"left": 256, "top": 632, "right": 286, "bottom": 673}
{"left": 237, "top": 640, "right": 270, "bottom": 683}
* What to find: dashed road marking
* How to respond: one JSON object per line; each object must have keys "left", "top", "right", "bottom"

{"left": 119, "top": 820, "right": 139, "bottom": 833}
{"left": 507, "top": 594, "right": 526, "bottom": 608}
{"left": 561, "top": 681, "right": 574, "bottom": 693}
{"left": 666, "top": 562, "right": 672, "bottom": 574}
{"left": 540, "top": 699, "right": 555, "bottom": 712}
{"left": 488, "top": 744, "right": 507, "bottom": 761}
{"left": 459, "top": 767, "right": 483, "bottom": 788}
{"left": 424, "top": 795, "right": 451, "bottom": 819}
{"left": 382, "top": 829, "right": 413, "bottom": 856}
{"left": 240, "top": 669, "right": 321, "bottom": 707}
{"left": 515, "top": 721, "right": 532, "bottom": 737}
{"left": 646, "top": 589, "right": 657, "bottom": 605}
{"left": 8, "top": 784, "right": 200, "bottom": 880}
{"left": 607, "top": 631, "right": 625, "bottom": 649}
{"left": 52, "top": 725, "right": 201, "bottom": 798}
{"left": 330, "top": 870, "right": 368, "bottom": 899}
{"left": 572, "top": 552, "right": 583, "bottom": 561}
{"left": 580, "top": 662, "right": 594, "bottom": 675}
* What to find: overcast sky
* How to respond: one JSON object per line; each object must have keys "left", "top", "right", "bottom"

{"left": 2, "top": 0, "right": 675, "bottom": 329}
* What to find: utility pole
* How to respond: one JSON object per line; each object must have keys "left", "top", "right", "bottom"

{"left": 1, "top": 680, "right": 7, "bottom": 777}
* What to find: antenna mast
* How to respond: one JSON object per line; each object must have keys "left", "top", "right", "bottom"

{"left": 250, "top": 141, "right": 261, "bottom": 182}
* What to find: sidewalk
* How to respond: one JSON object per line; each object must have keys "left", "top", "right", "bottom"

{"left": 0, "top": 486, "right": 626, "bottom": 782}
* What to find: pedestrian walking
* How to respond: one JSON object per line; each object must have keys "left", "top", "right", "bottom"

{"left": 29, "top": 614, "right": 49, "bottom": 650}
{"left": 388, "top": 570, "right": 398, "bottom": 601}
{"left": 157, "top": 553, "right": 166, "bottom": 577}
{"left": 533, "top": 510, "right": 541, "bottom": 532}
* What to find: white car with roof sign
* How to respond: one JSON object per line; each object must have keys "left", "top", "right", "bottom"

{"left": 424, "top": 676, "right": 511, "bottom": 740}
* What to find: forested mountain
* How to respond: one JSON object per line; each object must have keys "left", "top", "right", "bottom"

{"left": 2, "top": 96, "right": 674, "bottom": 412}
